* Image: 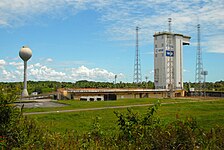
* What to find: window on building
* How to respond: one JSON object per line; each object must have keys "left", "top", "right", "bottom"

{"left": 155, "top": 54, "right": 157, "bottom": 57}
{"left": 155, "top": 44, "right": 157, "bottom": 48}
{"left": 155, "top": 36, "right": 157, "bottom": 40}
{"left": 161, "top": 43, "right": 164, "bottom": 47}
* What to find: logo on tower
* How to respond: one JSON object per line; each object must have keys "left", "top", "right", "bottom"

{"left": 166, "top": 50, "right": 174, "bottom": 57}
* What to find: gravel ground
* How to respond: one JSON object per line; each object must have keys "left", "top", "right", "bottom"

{"left": 16, "top": 99, "right": 67, "bottom": 108}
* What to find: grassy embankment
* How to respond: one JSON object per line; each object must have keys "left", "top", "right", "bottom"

{"left": 26, "top": 98, "right": 224, "bottom": 134}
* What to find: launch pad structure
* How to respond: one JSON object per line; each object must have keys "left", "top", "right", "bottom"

{"left": 57, "top": 19, "right": 191, "bottom": 101}
{"left": 153, "top": 19, "right": 191, "bottom": 98}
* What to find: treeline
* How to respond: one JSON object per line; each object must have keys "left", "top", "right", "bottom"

{"left": 184, "top": 80, "right": 224, "bottom": 92}
{"left": 0, "top": 80, "right": 223, "bottom": 95}
{"left": 0, "top": 80, "right": 154, "bottom": 94}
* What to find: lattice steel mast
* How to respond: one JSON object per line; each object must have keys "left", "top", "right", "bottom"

{"left": 195, "top": 24, "right": 203, "bottom": 95}
{"left": 167, "top": 18, "right": 174, "bottom": 97}
{"left": 133, "top": 26, "right": 142, "bottom": 83}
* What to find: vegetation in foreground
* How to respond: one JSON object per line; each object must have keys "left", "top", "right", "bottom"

{"left": 1, "top": 88, "right": 224, "bottom": 149}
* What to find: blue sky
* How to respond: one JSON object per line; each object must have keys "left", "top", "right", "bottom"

{"left": 0, "top": 0, "right": 223, "bottom": 83}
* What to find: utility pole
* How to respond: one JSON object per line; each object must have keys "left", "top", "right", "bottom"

{"left": 133, "top": 26, "right": 142, "bottom": 83}
{"left": 145, "top": 76, "right": 149, "bottom": 88}
{"left": 145, "top": 76, "right": 148, "bottom": 82}
{"left": 114, "top": 75, "right": 117, "bottom": 84}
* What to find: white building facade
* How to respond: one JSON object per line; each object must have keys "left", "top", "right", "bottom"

{"left": 154, "top": 32, "right": 190, "bottom": 90}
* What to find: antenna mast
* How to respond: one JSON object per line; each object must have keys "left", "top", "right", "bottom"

{"left": 133, "top": 26, "right": 142, "bottom": 83}
{"left": 195, "top": 24, "right": 203, "bottom": 96}
{"left": 168, "top": 18, "right": 172, "bottom": 33}
{"left": 167, "top": 18, "right": 174, "bottom": 97}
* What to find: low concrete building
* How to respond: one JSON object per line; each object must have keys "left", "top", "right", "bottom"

{"left": 57, "top": 88, "right": 185, "bottom": 100}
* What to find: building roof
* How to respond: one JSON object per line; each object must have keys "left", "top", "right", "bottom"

{"left": 58, "top": 88, "right": 169, "bottom": 93}
{"left": 153, "top": 31, "right": 191, "bottom": 39}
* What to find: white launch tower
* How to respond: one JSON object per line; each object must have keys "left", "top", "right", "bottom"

{"left": 153, "top": 32, "right": 190, "bottom": 90}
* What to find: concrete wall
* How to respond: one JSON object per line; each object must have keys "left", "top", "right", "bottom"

{"left": 154, "top": 34, "right": 167, "bottom": 89}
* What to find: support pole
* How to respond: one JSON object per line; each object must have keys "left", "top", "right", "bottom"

{"left": 22, "top": 61, "right": 29, "bottom": 97}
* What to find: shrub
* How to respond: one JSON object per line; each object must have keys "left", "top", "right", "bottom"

{"left": 1, "top": 89, "right": 224, "bottom": 149}
{"left": 0, "top": 87, "right": 51, "bottom": 149}
{"left": 0, "top": 87, "right": 20, "bottom": 149}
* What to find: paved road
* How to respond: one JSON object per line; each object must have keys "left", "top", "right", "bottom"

{"left": 23, "top": 98, "right": 223, "bottom": 115}
{"left": 16, "top": 99, "right": 67, "bottom": 108}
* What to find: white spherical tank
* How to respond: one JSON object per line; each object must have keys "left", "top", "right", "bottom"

{"left": 19, "top": 46, "right": 32, "bottom": 61}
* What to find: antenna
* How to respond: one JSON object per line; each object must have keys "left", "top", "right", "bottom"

{"left": 133, "top": 26, "right": 142, "bottom": 83}
{"left": 195, "top": 24, "right": 203, "bottom": 96}
{"left": 167, "top": 18, "right": 174, "bottom": 98}
{"left": 168, "top": 18, "right": 172, "bottom": 32}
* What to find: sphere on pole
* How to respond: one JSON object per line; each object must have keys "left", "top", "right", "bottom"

{"left": 19, "top": 46, "right": 32, "bottom": 97}
{"left": 19, "top": 46, "right": 32, "bottom": 61}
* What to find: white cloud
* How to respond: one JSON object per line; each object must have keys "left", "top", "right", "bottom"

{"left": 34, "top": 63, "right": 42, "bottom": 67}
{"left": 15, "top": 70, "right": 22, "bottom": 76}
{"left": 183, "top": 69, "right": 190, "bottom": 73}
{"left": 0, "top": 60, "right": 124, "bottom": 82}
{"left": 9, "top": 62, "right": 23, "bottom": 70}
{"left": 0, "top": 0, "right": 102, "bottom": 27}
{"left": 71, "top": 65, "right": 124, "bottom": 81}
{"left": 0, "top": 0, "right": 67, "bottom": 26}
{"left": 46, "top": 58, "right": 53, "bottom": 62}
{"left": 0, "top": 59, "right": 6, "bottom": 66}
{"left": 99, "top": 1, "right": 224, "bottom": 53}
{"left": 1, "top": 69, "right": 17, "bottom": 81}
{"left": 205, "top": 35, "right": 224, "bottom": 53}
{"left": 29, "top": 63, "right": 65, "bottom": 81}
{"left": 143, "top": 51, "right": 154, "bottom": 55}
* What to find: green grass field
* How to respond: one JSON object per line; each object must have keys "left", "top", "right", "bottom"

{"left": 23, "top": 97, "right": 205, "bottom": 113}
{"left": 27, "top": 98, "right": 224, "bottom": 134}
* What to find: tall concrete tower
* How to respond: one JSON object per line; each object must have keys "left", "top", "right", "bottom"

{"left": 153, "top": 32, "right": 190, "bottom": 90}
{"left": 19, "top": 46, "right": 32, "bottom": 97}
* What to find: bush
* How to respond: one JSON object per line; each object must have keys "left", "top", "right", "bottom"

{"left": 1, "top": 89, "right": 224, "bottom": 149}
{"left": 111, "top": 101, "right": 224, "bottom": 149}
{"left": 0, "top": 87, "right": 20, "bottom": 149}
{"left": 0, "top": 87, "right": 51, "bottom": 149}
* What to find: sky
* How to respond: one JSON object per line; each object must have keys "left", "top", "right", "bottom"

{"left": 0, "top": 0, "right": 223, "bottom": 83}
